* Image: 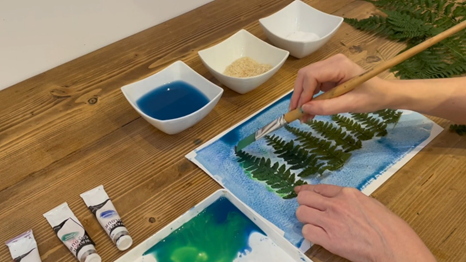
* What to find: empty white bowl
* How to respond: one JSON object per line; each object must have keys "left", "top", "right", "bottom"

{"left": 198, "top": 29, "right": 289, "bottom": 94}
{"left": 259, "top": 0, "right": 343, "bottom": 58}
{"left": 121, "top": 61, "right": 223, "bottom": 135}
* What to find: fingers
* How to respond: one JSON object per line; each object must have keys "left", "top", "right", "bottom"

{"left": 296, "top": 184, "right": 343, "bottom": 198}
{"left": 289, "top": 54, "right": 363, "bottom": 113}
{"left": 290, "top": 70, "right": 305, "bottom": 110}
{"left": 297, "top": 190, "right": 329, "bottom": 211}
{"left": 302, "top": 224, "right": 329, "bottom": 248}
{"left": 301, "top": 94, "right": 357, "bottom": 116}
{"left": 296, "top": 205, "right": 325, "bottom": 225}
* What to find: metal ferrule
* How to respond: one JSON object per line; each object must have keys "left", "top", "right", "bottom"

{"left": 254, "top": 115, "right": 287, "bottom": 141}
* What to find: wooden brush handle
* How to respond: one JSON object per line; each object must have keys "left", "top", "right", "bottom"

{"left": 284, "top": 20, "right": 466, "bottom": 123}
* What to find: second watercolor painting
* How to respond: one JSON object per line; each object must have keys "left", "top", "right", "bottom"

{"left": 186, "top": 91, "right": 442, "bottom": 250}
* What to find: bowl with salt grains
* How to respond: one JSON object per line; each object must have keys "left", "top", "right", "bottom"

{"left": 198, "top": 29, "right": 289, "bottom": 94}
{"left": 259, "top": 0, "right": 343, "bottom": 58}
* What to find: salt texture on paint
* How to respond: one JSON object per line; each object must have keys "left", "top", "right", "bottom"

{"left": 143, "top": 196, "right": 295, "bottom": 262}
{"left": 187, "top": 91, "right": 442, "bottom": 248}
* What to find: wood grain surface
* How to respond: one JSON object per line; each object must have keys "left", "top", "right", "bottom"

{"left": 1, "top": 0, "right": 465, "bottom": 261}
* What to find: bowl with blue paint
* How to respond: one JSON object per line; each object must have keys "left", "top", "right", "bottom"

{"left": 121, "top": 61, "right": 223, "bottom": 135}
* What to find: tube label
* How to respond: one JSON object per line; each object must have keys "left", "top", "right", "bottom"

{"left": 89, "top": 199, "right": 128, "bottom": 242}
{"left": 53, "top": 218, "right": 96, "bottom": 258}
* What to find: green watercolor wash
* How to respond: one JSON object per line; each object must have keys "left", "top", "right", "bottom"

{"left": 143, "top": 196, "right": 265, "bottom": 262}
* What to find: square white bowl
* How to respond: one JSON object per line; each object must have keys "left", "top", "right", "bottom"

{"left": 198, "top": 29, "right": 289, "bottom": 94}
{"left": 121, "top": 61, "right": 223, "bottom": 135}
{"left": 259, "top": 0, "right": 343, "bottom": 58}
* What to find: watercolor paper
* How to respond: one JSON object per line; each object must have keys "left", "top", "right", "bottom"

{"left": 115, "top": 189, "right": 312, "bottom": 262}
{"left": 186, "top": 91, "right": 443, "bottom": 251}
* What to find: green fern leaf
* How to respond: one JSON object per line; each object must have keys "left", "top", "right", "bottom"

{"left": 332, "top": 114, "right": 376, "bottom": 141}
{"left": 305, "top": 120, "right": 362, "bottom": 152}
{"left": 374, "top": 109, "right": 403, "bottom": 124}
{"left": 285, "top": 126, "right": 351, "bottom": 171}
{"left": 449, "top": 124, "right": 466, "bottom": 136}
{"left": 344, "top": 0, "right": 466, "bottom": 134}
{"left": 236, "top": 150, "right": 307, "bottom": 199}
{"left": 265, "top": 135, "right": 324, "bottom": 175}
{"left": 351, "top": 113, "right": 388, "bottom": 137}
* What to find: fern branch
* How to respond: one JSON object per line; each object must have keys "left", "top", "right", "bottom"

{"left": 285, "top": 126, "right": 352, "bottom": 171}
{"left": 305, "top": 120, "right": 362, "bottom": 152}
{"left": 236, "top": 150, "right": 307, "bottom": 199}
{"left": 374, "top": 109, "right": 403, "bottom": 124}
{"left": 450, "top": 124, "right": 466, "bottom": 136}
{"left": 351, "top": 113, "right": 388, "bottom": 137}
{"left": 331, "top": 114, "right": 376, "bottom": 141}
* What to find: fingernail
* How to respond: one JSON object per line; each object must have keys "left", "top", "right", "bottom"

{"left": 295, "top": 186, "right": 302, "bottom": 192}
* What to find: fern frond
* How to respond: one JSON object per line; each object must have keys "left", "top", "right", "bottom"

{"left": 449, "top": 124, "right": 466, "bottom": 136}
{"left": 374, "top": 109, "right": 403, "bottom": 124}
{"left": 331, "top": 114, "right": 376, "bottom": 141}
{"left": 305, "top": 120, "right": 362, "bottom": 152}
{"left": 236, "top": 150, "right": 307, "bottom": 199}
{"left": 285, "top": 126, "right": 351, "bottom": 171}
{"left": 351, "top": 113, "right": 388, "bottom": 137}
{"left": 265, "top": 135, "right": 324, "bottom": 177}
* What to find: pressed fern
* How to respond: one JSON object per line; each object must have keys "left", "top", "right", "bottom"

{"left": 265, "top": 135, "right": 325, "bottom": 178}
{"left": 374, "top": 109, "right": 403, "bottom": 124}
{"left": 306, "top": 120, "right": 362, "bottom": 152}
{"left": 332, "top": 114, "right": 376, "bottom": 140}
{"left": 351, "top": 113, "right": 388, "bottom": 137}
{"left": 450, "top": 124, "right": 466, "bottom": 135}
{"left": 344, "top": 0, "right": 466, "bottom": 134}
{"left": 236, "top": 150, "right": 307, "bottom": 199}
{"left": 285, "top": 126, "right": 352, "bottom": 171}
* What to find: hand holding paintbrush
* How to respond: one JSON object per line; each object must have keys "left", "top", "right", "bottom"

{"left": 235, "top": 20, "right": 466, "bottom": 152}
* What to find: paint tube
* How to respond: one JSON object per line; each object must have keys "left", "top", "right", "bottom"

{"left": 80, "top": 185, "right": 133, "bottom": 251}
{"left": 5, "top": 230, "right": 42, "bottom": 262}
{"left": 43, "top": 203, "right": 101, "bottom": 262}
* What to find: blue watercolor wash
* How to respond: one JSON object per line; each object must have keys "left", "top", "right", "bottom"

{"left": 193, "top": 92, "right": 434, "bottom": 247}
{"left": 137, "top": 80, "right": 209, "bottom": 120}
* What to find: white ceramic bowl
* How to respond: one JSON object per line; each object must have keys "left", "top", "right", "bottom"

{"left": 121, "top": 61, "right": 223, "bottom": 135}
{"left": 259, "top": 0, "right": 343, "bottom": 58}
{"left": 198, "top": 29, "right": 289, "bottom": 94}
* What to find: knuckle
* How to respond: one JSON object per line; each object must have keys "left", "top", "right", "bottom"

{"left": 341, "top": 187, "right": 359, "bottom": 197}
{"left": 296, "top": 205, "right": 307, "bottom": 219}
{"left": 333, "top": 53, "right": 348, "bottom": 61}
{"left": 302, "top": 225, "right": 312, "bottom": 239}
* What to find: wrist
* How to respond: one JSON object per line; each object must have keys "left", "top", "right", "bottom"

{"left": 382, "top": 80, "right": 413, "bottom": 111}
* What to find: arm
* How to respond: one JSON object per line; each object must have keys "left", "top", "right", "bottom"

{"left": 387, "top": 78, "right": 466, "bottom": 124}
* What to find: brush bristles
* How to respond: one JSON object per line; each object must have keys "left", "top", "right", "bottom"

{"left": 235, "top": 134, "right": 256, "bottom": 152}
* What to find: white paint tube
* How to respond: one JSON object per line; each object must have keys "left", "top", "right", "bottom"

{"left": 80, "top": 185, "right": 133, "bottom": 251}
{"left": 5, "top": 230, "right": 42, "bottom": 262}
{"left": 43, "top": 203, "right": 101, "bottom": 262}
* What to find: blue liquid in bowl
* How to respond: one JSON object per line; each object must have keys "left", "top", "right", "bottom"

{"left": 137, "top": 81, "right": 210, "bottom": 120}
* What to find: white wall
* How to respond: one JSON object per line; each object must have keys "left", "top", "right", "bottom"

{"left": 0, "top": 0, "right": 214, "bottom": 91}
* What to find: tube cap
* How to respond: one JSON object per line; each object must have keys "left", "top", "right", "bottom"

{"left": 116, "top": 235, "right": 133, "bottom": 251}
{"left": 85, "top": 253, "right": 102, "bottom": 262}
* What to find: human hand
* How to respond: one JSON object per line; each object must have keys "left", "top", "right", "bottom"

{"left": 295, "top": 184, "right": 437, "bottom": 262}
{"left": 289, "top": 54, "right": 393, "bottom": 122}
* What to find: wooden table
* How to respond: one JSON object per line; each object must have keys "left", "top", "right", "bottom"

{"left": 1, "top": 0, "right": 465, "bottom": 261}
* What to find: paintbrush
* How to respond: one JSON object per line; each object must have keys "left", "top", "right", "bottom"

{"left": 235, "top": 20, "right": 466, "bottom": 152}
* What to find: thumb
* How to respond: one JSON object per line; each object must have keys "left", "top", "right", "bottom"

{"left": 301, "top": 96, "right": 354, "bottom": 116}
